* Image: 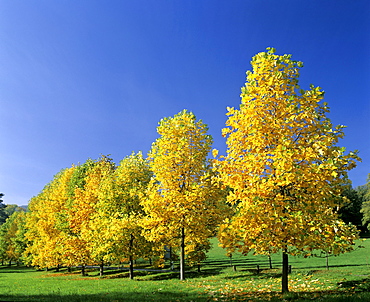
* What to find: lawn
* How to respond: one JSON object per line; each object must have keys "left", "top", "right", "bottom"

{"left": 1, "top": 238, "right": 370, "bottom": 301}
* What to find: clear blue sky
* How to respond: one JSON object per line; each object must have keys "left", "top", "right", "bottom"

{"left": 1, "top": 1, "right": 369, "bottom": 206}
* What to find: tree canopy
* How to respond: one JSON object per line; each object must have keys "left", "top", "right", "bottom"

{"left": 142, "top": 110, "right": 228, "bottom": 280}
{"left": 215, "top": 48, "right": 360, "bottom": 293}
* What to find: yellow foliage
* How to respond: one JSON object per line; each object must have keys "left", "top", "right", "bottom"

{"left": 142, "top": 110, "right": 230, "bottom": 262}
{"left": 215, "top": 48, "right": 360, "bottom": 257}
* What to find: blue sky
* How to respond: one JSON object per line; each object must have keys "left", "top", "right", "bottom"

{"left": 1, "top": 1, "right": 369, "bottom": 206}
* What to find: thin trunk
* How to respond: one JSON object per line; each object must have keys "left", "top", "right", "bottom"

{"left": 326, "top": 253, "right": 329, "bottom": 270}
{"left": 268, "top": 255, "right": 273, "bottom": 269}
{"left": 169, "top": 246, "right": 174, "bottom": 270}
{"left": 100, "top": 261, "right": 104, "bottom": 277}
{"left": 282, "top": 250, "right": 289, "bottom": 293}
{"left": 8, "top": 260, "right": 11, "bottom": 267}
{"left": 197, "top": 263, "right": 201, "bottom": 273}
{"left": 180, "top": 227, "right": 185, "bottom": 280}
{"left": 129, "top": 234, "right": 134, "bottom": 280}
{"left": 81, "top": 265, "right": 85, "bottom": 276}
{"left": 68, "top": 266, "right": 71, "bottom": 273}
{"left": 56, "top": 264, "right": 60, "bottom": 272}
{"left": 129, "top": 256, "right": 134, "bottom": 280}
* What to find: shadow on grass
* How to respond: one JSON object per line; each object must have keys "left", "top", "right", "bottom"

{"left": 0, "top": 266, "right": 38, "bottom": 274}
{"left": 203, "top": 258, "right": 270, "bottom": 267}
{"left": 49, "top": 267, "right": 222, "bottom": 281}
{"left": 134, "top": 268, "right": 222, "bottom": 281}
{"left": 297, "top": 263, "right": 368, "bottom": 270}
{"left": 0, "top": 291, "right": 209, "bottom": 302}
{"left": 223, "top": 269, "right": 282, "bottom": 281}
{"left": 338, "top": 277, "right": 370, "bottom": 291}
{"left": 266, "top": 291, "right": 370, "bottom": 302}
{"left": 2, "top": 289, "right": 370, "bottom": 302}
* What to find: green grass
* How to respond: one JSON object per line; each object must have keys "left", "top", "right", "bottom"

{"left": 1, "top": 238, "right": 370, "bottom": 301}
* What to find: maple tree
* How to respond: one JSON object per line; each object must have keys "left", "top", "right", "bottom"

{"left": 215, "top": 48, "right": 360, "bottom": 293}
{"left": 0, "top": 211, "right": 27, "bottom": 265}
{"left": 141, "top": 110, "right": 227, "bottom": 280}
{"left": 24, "top": 167, "right": 75, "bottom": 269}
{"left": 91, "top": 152, "right": 156, "bottom": 278}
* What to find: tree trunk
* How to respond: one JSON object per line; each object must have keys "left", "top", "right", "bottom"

{"left": 268, "top": 255, "right": 273, "bottom": 269}
{"left": 129, "top": 234, "right": 134, "bottom": 280}
{"left": 169, "top": 246, "right": 174, "bottom": 270}
{"left": 81, "top": 265, "right": 85, "bottom": 276}
{"left": 129, "top": 256, "right": 134, "bottom": 280}
{"left": 56, "top": 264, "right": 60, "bottom": 272}
{"left": 282, "top": 250, "right": 289, "bottom": 293}
{"left": 180, "top": 227, "right": 185, "bottom": 280}
{"left": 326, "top": 253, "right": 329, "bottom": 270}
{"left": 68, "top": 266, "right": 71, "bottom": 273}
{"left": 100, "top": 261, "right": 104, "bottom": 277}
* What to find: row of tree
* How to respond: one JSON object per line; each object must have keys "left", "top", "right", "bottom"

{"left": 0, "top": 48, "right": 366, "bottom": 293}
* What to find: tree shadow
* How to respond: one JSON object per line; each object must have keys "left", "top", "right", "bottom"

{"left": 223, "top": 269, "right": 282, "bottom": 280}
{"left": 0, "top": 291, "right": 209, "bottom": 302}
{"left": 297, "top": 263, "right": 367, "bottom": 270}
{"left": 0, "top": 266, "right": 38, "bottom": 274}
{"left": 135, "top": 268, "right": 222, "bottom": 281}
{"left": 337, "top": 277, "right": 370, "bottom": 291}
{"left": 1, "top": 288, "right": 370, "bottom": 302}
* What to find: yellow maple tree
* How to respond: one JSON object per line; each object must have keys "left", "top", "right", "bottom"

{"left": 215, "top": 48, "right": 360, "bottom": 293}
{"left": 141, "top": 110, "right": 228, "bottom": 280}
{"left": 89, "top": 152, "right": 157, "bottom": 278}
{"left": 24, "top": 166, "right": 75, "bottom": 269}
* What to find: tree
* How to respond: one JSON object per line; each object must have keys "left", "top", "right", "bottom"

{"left": 24, "top": 167, "right": 76, "bottom": 269}
{"left": 339, "top": 186, "right": 366, "bottom": 233}
{"left": 4, "top": 204, "right": 26, "bottom": 218}
{"left": 0, "top": 193, "right": 8, "bottom": 225}
{"left": 142, "top": 110, "right": 227, "bottom": 280}
{"left": 360, "top": 174, "right": 370, "bottom": 229}
{"left": 215, "top": 48, "right": 360, "bottom": 293}
{"left": 0, "top": 211, "right": 27, "bottom": 265}
{"left": 91, "top": 152, "right": 156, "bottom": 278}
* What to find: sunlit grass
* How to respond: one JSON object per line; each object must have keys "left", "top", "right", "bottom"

{"left": 1, "top": 238, "right": 370, "bottom": 301}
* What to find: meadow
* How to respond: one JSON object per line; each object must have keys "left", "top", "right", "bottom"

{"left": 1, "top": 238, "right": 370, "bottom": 302}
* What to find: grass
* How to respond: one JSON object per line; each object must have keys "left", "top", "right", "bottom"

{"left": 1, "top": 238, "right": 370, "bottom": 301}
